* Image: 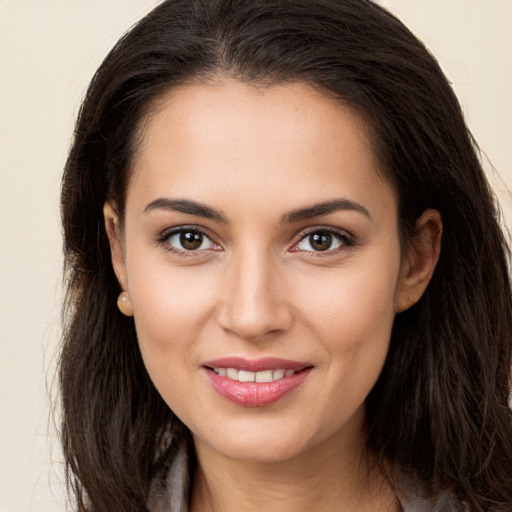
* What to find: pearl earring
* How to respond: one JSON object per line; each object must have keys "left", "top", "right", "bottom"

{"left": 117, "top": 291, "right": 133, "bottom": 317}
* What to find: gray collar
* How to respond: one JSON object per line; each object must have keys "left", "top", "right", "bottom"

{"left": 148, "top": 443, "right": 465, "bottom": 512}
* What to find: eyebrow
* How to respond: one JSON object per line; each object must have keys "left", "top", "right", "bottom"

{"left": 281, "top": 199, "right": 371, "bottom": 223}
{"left": 143, "top": 198, "right": 227, "bottom": 222}
{"left": 143, "top": 197, "right": 371, "bottom": 223}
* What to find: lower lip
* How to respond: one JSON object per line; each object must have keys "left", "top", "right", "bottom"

{"left": 204, "top": 368, "right": 312, "bottom": 408}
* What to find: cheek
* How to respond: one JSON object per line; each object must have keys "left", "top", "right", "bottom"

{"left": 298, "top": 259, "right": 399, "bottom": 343}
{"left": 294, "top": 255, "right": 400, "bottom": 397}
{"left": 127, "top": 273, "right": 216, "bottom": 426}
{"left": 125, "top": 252, "right": 218, "bottom": 381}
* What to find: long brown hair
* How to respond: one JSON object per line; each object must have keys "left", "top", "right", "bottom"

{"left": 60, "top": 1, "right": 512, "bottom": 510}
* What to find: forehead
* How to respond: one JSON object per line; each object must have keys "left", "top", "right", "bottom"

{"left": 128, "top": 79, "right": 395, "bottom": 219}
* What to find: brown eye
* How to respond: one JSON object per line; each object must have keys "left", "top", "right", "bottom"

{"left": 295, "top": 229, "right": 351, "bottom": 253}
{"left": 309, "top": 232, "right": 333, "bottom": 251}
{"left": 167, "top": 229, "right": 215, "bottom": 251}
{"left": 180, "top": 231, "right": 204, "bottom": 250}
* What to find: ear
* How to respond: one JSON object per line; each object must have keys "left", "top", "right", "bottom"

{"left": 396, "top": 209, "right": 442, "bottom": 312}
{"left": 103, "top": 201, "right": 128, "bottom": 292}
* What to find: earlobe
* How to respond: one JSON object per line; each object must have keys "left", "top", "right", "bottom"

{"left": 103, "top": 201, "right": 128, "bottom": 291}
{"left": 396, "top": 209, "right": 442, "bottom": 312}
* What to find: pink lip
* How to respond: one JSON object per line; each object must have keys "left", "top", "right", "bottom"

{"left": 202, "top": 357, "right": 313, "bottom": 408}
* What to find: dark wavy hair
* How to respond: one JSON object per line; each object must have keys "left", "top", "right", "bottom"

{"left": 60, "top": 0, "right": 512, "bottom": 510}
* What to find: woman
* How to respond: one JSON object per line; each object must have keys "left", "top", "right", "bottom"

{"left": 59, "top": 0, "right": 512, "bottom": 511}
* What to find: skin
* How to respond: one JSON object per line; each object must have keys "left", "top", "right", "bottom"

{"left": 105, "top": 79, "right": 442, "bottom": 511}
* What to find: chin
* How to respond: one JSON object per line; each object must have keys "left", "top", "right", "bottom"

{"left": 192, "top": 418, "right": 324, "bottom": 465}
{"left": 213, "top": 439, "right": 308, "bottom": 464}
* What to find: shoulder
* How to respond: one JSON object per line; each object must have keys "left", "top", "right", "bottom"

{"left": 399, "top": 476, "right": 468, "bottom": 512}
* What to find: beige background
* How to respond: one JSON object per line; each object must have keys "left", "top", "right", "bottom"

{"left": 1, "top": 1, "right": 510, "bottom": 510}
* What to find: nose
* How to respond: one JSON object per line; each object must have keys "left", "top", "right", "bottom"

{"left": 217, "top": 247, "right": 293, "bottom": 341}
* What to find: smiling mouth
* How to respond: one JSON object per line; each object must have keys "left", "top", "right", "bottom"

{"left": 203, "top": 359, "right": 313, "bottom": 407}
{"left": 210, "top": 367, "right": 298, "bottom": 382}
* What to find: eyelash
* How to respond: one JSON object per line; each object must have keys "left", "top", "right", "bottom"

{"left": 156, "top": 226, "right": 219, "bottom": 257}
{"left": 291, "top": 227, "right": 355, "bottom": 256}
{"left": 156, "top": 226, "right": 355, "bottom": 257}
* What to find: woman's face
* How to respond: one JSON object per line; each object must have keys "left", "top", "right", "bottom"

{"left": 107, "top": 80, "right": 431, "bottom": 463}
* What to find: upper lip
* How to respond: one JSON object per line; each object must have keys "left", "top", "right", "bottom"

{"left": 202, "top": 357, "right": 312, "bottom": 372}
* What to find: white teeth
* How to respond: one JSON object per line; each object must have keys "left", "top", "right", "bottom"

{"left": 213, "top": 367, "right": 297, "bottom": 382}
{"left": 273, "top": 369, "right": 285, "bottom": 380}
{"left": 238, "top": 370, "right": 255, "bottom": 382}
{"left": 255, "top": 370, "right": 273, "bottom": 383}
{"left": 226, "top": 368, "right": 239, "bottom": 380}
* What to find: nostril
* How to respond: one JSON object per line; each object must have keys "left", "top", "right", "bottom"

{"left": 216, "top": 264, "right": 293, "bottom": 339}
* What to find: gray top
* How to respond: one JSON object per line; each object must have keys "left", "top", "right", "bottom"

{"left": 147, "top": 443, "right": 466, "bottom": 512}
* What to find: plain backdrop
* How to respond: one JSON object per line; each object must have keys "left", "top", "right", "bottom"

{"left": 1, "top": 1, "right": 511, "bottom": 511}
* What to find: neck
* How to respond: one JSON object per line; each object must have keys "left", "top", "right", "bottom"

{"left": 189, "top": 428, "right": 398, "bottom": 512}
